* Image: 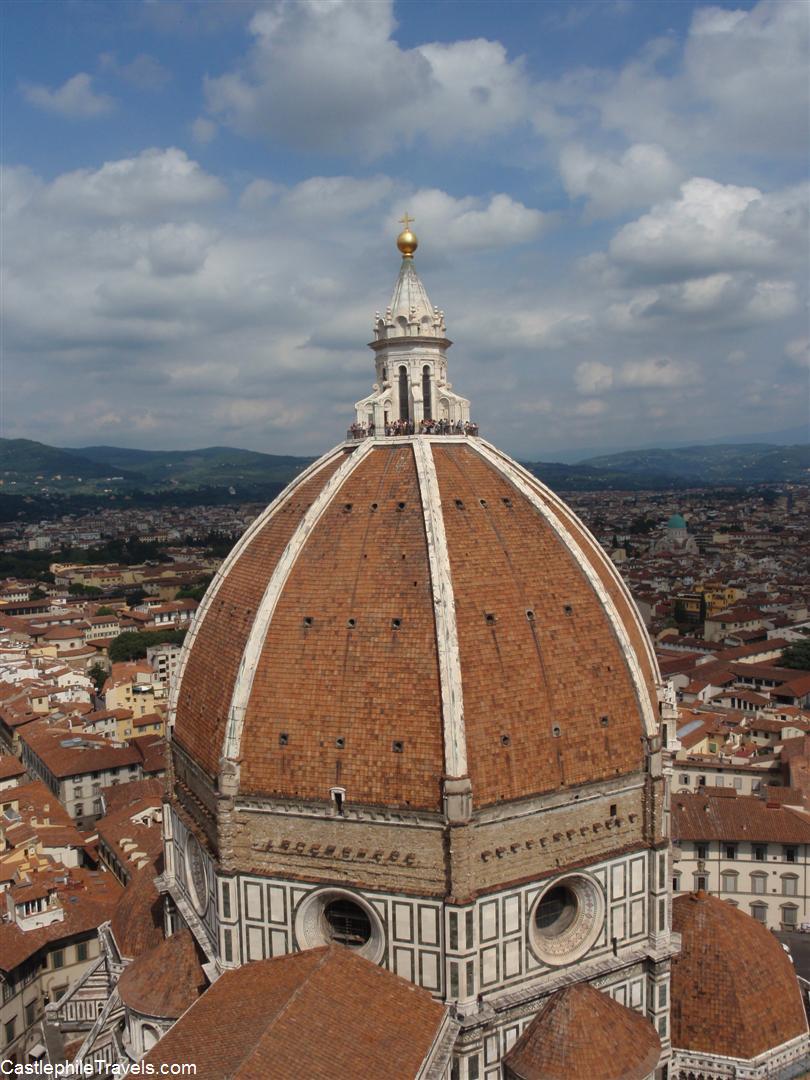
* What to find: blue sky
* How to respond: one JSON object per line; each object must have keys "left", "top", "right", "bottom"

{"left": 2, "top": 0, "right": 808, "bottom": 458}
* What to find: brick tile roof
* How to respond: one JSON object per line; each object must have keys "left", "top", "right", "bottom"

{"left": 109, "top": 856, "right": 164, "bottom": 960}
{"left": 671, "top": 891, "right": 808, "bottom": 1059}
{"left": 118, "top": 928, "right": 207, "bottom": 1018}
{"left": 503, "top": 980, "right": 661, "bottom": 1079}
{"left": 19, "top": 722, "right": 141, "bottom": 778}
{"left": 671, "top": 791, "right": 810, "bottom": 844}
{"left": 173, "top": 441, "right": 657, "bottom": 811}
{"left": 142, "top": 945, "right": 447, "bottom": 1080}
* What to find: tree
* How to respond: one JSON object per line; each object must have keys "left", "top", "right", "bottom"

{"left": 95, "top": 606, "right": 115, "bottom": 616}
{"left": 781, "top": 640, "right": 810, "bottom": 671}
{"left": 88, "top": 663, "right": 108, "bottom": 693}
{"left": 69, "top": 582, "right": 102, "bottom": 597}
{"left": 29, "top": 587, "right": 47, "bottom": 600}
{"left": 108, "top": 628, "right": 188, "bottom": 663}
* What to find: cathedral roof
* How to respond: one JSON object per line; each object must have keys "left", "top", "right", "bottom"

{"left": 109, "top": 858, "right": 164, "bottom": 961}
{"left": 503, "top": 981, "right": 661, "bottom": 1079}
{"left": 171, "top": 437, "right": 659, "bottom": 813}
{"left": 118, "top": 928, "right": 207, "bottom": 1019}
{"left": 667, "top": 514, "right": 686, "bottom": 529}
{"left": 671, "top": 890, "right": 808, "bottom": 1060}
{"left": 141, "top": 945, "right": 451, "bottom": 1080}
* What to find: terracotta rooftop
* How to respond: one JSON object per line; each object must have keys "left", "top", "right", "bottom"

{"left": 503, "top": 980, "right": 661, "bottom": 1080}
{"left": 671, "top": 891, "right": 808, "bottom": 1059}
{"left": 0, "top": 755, "right": 26, "bottom": 780}
{"left": 672, "top": 790, "right": 810, "bottom": 844}
{"left": 174, "top": 441, "right": 658, "bottom": 810}
{"left": 109, "top": 856, "right": 164, "bottom": 960}
{"left": 118, "top": 928, "right": 207, "bottom": 1018}
{"left": 143, "top": 945, "right": 449, "bottom": 1080}
{"left": 19, "top": 722, "right": 141, "bottom": 778}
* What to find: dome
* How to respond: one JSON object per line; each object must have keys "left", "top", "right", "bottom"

{"left": 666, "top": 513, "right": 686, "bottom": 529}
{"left": 503, "top": 981, "right": 661, "bottom": 1080}
{"left": 171, "top": 436, "right": 659, "bottom": 812}
{"left": 671, "top": 891, "right": 808, "bottom": 1061}
{"left": 118, "top": 928, "right": 207, "bottom": 1019}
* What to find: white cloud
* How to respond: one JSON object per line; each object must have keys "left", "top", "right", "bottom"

{"left": 571, "top": 398, "right": 607, "bottom": 417}
{"left": 239, "top": 179, "right": 281, "bottom": 209}
{"left": 40, "top": 148, "right": 227, "bottom": 219}
{"left": 559, "top": 142, "right": 682, "bottom": 218}
{"left": 610, "top": 178, "right": 808, "bottom": 281}
{"left": 203, "top": 0, "right": 529, "bottom": 157}
{"left": 21, "top": 73, "right": 115, "bottom": 118}
{"left": 400, "top": 190, "right": 548, "bottom": 252}
{"left": 99, "top": 52, "right": 171, "bottom": 90}
{"left": 191, "top": 117, "right": 217, "bottom": 145}
{"left": 785, "top": 337, "right": 810, "bottom": 370}
{"left": 617, "top": 357, "right": 701, "bottom": 389}
{"left": 575, "top": 361, "right": 613, "bottom": 394}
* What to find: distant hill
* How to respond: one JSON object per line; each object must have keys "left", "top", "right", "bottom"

{"left": 0, "top": 437, "right": 806, "bottom": 511}
{"left": 581, "top": 443, "right": 810, "bottom": 485}
{"left": 0, "top": 438, "right": 313, "bottom": 497}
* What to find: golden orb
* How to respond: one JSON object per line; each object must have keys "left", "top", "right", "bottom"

{"left": 397, "top": 227, "right": 418, "bottom": 257}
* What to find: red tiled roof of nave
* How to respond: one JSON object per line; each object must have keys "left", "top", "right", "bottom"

{"left": 142, "top": 945, "right": 447, "bottom": 1080}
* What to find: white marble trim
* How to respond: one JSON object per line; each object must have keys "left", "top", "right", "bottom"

{"left": 413, "top": 438, "right": 468, "bottom": 779}
{"left": 469, "top": 440, "right": 658, "bottom": 739}
{"left": 167, "top": 444, "right": 349, "bottom": 727}
{"left": 222, "top": 438, "right": 375, "bottom": 763}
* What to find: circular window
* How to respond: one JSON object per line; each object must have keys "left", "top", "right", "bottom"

{"left": 322, "top": 898, "right": 371, "bottom": 949}
{"left": 294, "top": 888, "right": 385, "bottom": 964}
{"left": 184, "top": 832, "right": 208, "bottom": 917}
{"left": 529, "top": 874, "right": 604, "bottom": 967}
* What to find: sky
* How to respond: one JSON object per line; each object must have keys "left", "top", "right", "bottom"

{"left": 1, "top": 0, "right": 808, "bottom": 460}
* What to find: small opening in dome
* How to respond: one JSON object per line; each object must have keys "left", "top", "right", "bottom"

{"left": 330, "top": 787, "right": 346, "bottom": 815}
{"left": 610, "top": 803, "right": 617, "bottom": 817}
{"left": 323, "top": 898, "right": 370, "bottom": 949}
{"left": 600, "top": 715, "right": 609, "bottom": 727}
{"left": 391, "top": 617, "right": 402, "bottom": 630}
{"left": 347, "top": 618, "right": 356, "bottom": 629}
{"left": 455, "top": 499, "right": 464, "bottom": 510}
{"left": 552, "top": 724, "right": 562, "bottom": 738}
{"left": 479, "top": 498, "right": 488, "bottom": 508}
{"left": 303, "top": 616, "right": 313, "bottom": 627}
{"left": 343, "top": 503, "right": 353, "bottom": 513}
{"left": 392, "top": 740, "right": 404, "bottom": 753}
{"left": 563, "top": 604, "right": 573, "bottom": 616}
{"left": 502, "top": 497, "right": 512, "bottom": 508}
{"left": 485, "top": 612, "right": 496, "bottom": 625}
{"left": 500, "top": 734, "right": 511, "bottom": 747}
{"left": 279, "top": 733, "right": 289, "bottom": 747}
{"left": 397, "top": 501, "right": 406, "bottom": 511}
{"left": 335, "top": 737, "right": 345, "bottom": 749}
{"left": 526, "top": 609, "right": 535, "bottom": 621}
{"left": 370, "top": 502, "right": 378, "bottom": 511}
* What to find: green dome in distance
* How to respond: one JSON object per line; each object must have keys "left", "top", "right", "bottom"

{"left": 667, "top": 513, "right": 687, "bottom": 529}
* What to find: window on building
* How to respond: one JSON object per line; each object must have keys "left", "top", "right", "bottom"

{"left": 4, "top": 1019, "right": 15, "bottom": 1046}
{"left": 751, "top": 873, "right": 767, "bottom": 895}
{"left": 724, "top": 844, "right": 736, "bottom": 860}
{"left": 782, "top": 875, "right": 799, "bottom": 897}
{"left": 698, "top": 776, "right": 706, "bottom": 787}
{"left": 672, "top": 874, "right": 681, "bottom": 892}
{"left": 695, "top": 875, "right": 708, "bottom": 892}
{"left": 398, "top": 366, "right": 409, "bottom": 421}
{"left": 782, "top": 905, "right": 798, "bottom": 929}
{"left": 733, "top": 776, "right": 742, "bottom": 790}
{"left": 51, "top": 950, "right": 64, "bottom": 969}
{"left": 696, "top": 844, "right": 708, "bottom": 860}
{"left": 74, "top": 804, "right": 83, "bottom": 817}
{"left": 784, "top": 846, "right": 798, "bottom": 863}
{"left": 750, "top": 903, "right": 767, "bottom": 924}
{"left": 76, "top": 942, "right": 88, "bottom": 962}
{"left": 754, "top": 845, "right": 767, "bottom": 862}
{"left": 24, "top": 1000, "right": 36, "bottom": 1026}
{"left": 721, "top": 871, "right": 738, "bottom": 893}
{"left": 322, "top": 898, "right": 371, "bottom": 949}
{"left": 679, "top": 774, "right": 689, "bottom": 785}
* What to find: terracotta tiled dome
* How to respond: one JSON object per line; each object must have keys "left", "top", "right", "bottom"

{"left": 110, "top": 859, "right": 164, "bottom": 961}
{"left": 503, "top": 981, "right": 661, "bottom": 1079}
{"left": 671, "top": 891, "right": 809, "bottom": 1060}
{"left": 171, "top": 437, "right": 658, "bottom": 812}
{"left": 118, "top": 928, "right": 207, "bottom": 1019}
